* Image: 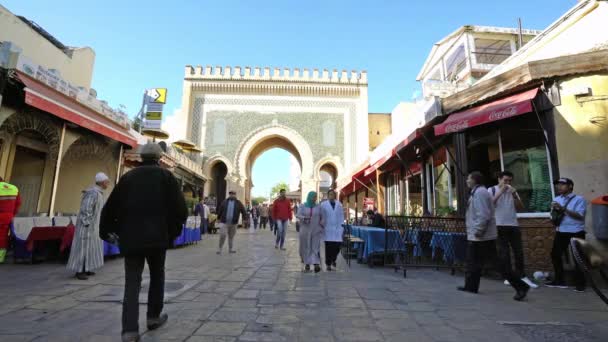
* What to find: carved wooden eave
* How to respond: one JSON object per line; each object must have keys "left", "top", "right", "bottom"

{"left": 442, "top": 50, "right": 608, "bottom": 114}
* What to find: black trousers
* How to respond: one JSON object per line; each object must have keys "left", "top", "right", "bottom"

{"left": 551, "top": 231, "right": 586, "bottom": 287}
{"left": 122, "top": 249, "right": 166, "bottom": 333}
{"left": 260, "top": 217, "right": 268, "bottom": 229}
{"left": 464, "top": 240, "right": 528, "bottom": 293}
{"left": 325, "top": 241, "right": 341, "bottom": 266}
{"left": 497, "top": 226, "right": 526, "bottom": 278}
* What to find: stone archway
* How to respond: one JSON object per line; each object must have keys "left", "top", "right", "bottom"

{"left": 55, "top": 135, "right": 118, "bottom": 214}
{"left": 235, "top": 124, "right": 314, "bottom": 203}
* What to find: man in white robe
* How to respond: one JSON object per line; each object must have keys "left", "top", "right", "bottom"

{"left": 66, "top": 172, "right": 110, "bottom": 280}
{"left": 320, "top": 190, "right": 344, "bottom": 271}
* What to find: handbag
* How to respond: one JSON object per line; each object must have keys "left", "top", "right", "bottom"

{"left": 550, "top": 195, "right": 575, "bottom": 227}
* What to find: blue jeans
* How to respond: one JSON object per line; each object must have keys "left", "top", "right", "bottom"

{"left": 275, "top": 220, "right": 288, "bottom": 248}
{"left": 200, "top": 219, "right": 208, "bottom": 235}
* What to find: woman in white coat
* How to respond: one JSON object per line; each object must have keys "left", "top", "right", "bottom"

{"left": 297, "top": 191, "right": 323, "bottom": 273}
{"left": 320, "top": 189, "right": 344, "bottom": 271}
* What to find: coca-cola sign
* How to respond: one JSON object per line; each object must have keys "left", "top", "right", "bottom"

{"left": 444, "top": 120, "right": 469, "bottom": 133}
{"left": 488, "top": 105, "right": 518, "bottom": 121}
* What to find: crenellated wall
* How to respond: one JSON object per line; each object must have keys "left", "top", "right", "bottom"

{"left": 185, "top": 65, "right": 367, "bottom": 85}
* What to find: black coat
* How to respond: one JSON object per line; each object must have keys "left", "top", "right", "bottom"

{"left": 100, "top": 162, "right": 188, "bottom": 255}
{"left": 217, "top": 198, "right": 247, "bottom": 225}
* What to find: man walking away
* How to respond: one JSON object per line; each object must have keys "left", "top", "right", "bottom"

{"left": 458, "top": 171, "right": 529, "bottom": 301}
{"left": 260, "top": 204, "right": 269, "bottom": 229}
{"left": 194, "top": 198, "right": 210, "bottom": 235}
{"left": 251, "top": 204, "right": 260, "bottom": 230}
{"left": 0, "top": 177, "right": 21, "bottom": 263}
{"left": 489, "top": 171, "right": 537, "bottom": 289}
{"left": 100, "top": 143, "right": 188, "bottom": 342}
{"left": 216, "top": 190, "right": 247, "bottom": 254}
{"left": 272, "top": 189, "right": 293, "bottom": 250}
{"left": 546, "top": 178, "right": 587, "bottom": 292}
{"left": 67, "top": 172, "right": 110, "bottom": 280}
{"left": 320, "top": 189, "right": 344, "bottom": 271}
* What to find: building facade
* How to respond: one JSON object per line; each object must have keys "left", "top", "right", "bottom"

{"left": 180, "top": 65, "right": 369, "bottom": 204}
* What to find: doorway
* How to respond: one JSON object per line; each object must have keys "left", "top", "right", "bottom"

{"left": 11, "top": 145, "right": 46, "bottom": 216}
{"left": 211, "top": 162, "right": 228, "bottom": 210}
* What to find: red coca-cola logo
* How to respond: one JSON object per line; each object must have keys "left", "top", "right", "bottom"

{"left": 445, "top": 120, "right": 469, "bottom": 133}
{"left": 488, "top": 106, "right": 518, "bottom": 121}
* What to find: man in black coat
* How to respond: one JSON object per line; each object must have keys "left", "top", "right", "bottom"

{"left": 216, "top": 190, "right": 247, "bottom": 255}
{"left": 100, "top": 143, "right": 187, "bottom": 342}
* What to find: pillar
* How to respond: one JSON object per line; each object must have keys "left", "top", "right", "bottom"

{"left": 454, "top": 133, "right": 469, "bottom": 217}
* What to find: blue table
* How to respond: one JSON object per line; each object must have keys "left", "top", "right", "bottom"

{"left": 429, "top": 232, "right": 466, "bottom": 263}
{"left": 350, "top": 226, "right": 406, "bottom": 261}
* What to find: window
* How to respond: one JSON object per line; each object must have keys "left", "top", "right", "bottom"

{"left": 322, "top": 121, "right": 336, "bottom": 147}
{"left": 501, "top": 125, "right": 552, "bottom": 213}
{"left": 385, "top": 172, "right": 400, "bottom": 215}
{"left": 405, "top": 173, "right": 423, "bottom": 216}
{"left": 445, "top": 45, "right": 466, "bottom": 81}
{"left": 466, "top": 115, "right": 553, "bottom": 213}
{"left": 430, "top": 146, "right": 457, "bottom": 216}
{"left": 212, "top": 119, "right": 226, "bottom": 145}
{"left": 473, "top": 38, "right": 512, "bottom": 65}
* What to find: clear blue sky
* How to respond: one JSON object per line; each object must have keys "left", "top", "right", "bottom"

{"left": 4, "top": 0, "right": 575, "bottom": 196}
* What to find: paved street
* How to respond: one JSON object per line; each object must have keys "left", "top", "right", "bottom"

{"left": 0, "top": 227, "right": 606, "bottom": 342}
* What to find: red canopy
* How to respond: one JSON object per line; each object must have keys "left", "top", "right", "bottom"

{"left": 18, "top": 72, "right": 137, "bottom": 147}
{"left": 434, "top": 88, "right": 539, "bottom": 136}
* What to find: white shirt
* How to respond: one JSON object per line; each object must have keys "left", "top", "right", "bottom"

{"left": 319, "top": 200, "right": 344, "bottom": 242}
{"left": 489, "top": 186, "right": 519, "bottom": 227}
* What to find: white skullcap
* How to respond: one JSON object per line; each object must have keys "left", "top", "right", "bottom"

{"left": 95, "top": 172, "right": 109, "bottom": 183}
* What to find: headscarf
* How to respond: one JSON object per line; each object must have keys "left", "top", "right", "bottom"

{"left": 304, "top": 191, "right": 317, "bottom": 208}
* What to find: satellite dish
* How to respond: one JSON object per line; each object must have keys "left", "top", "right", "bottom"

{"left": 158, "top": 141, "right": 168, "bottom": 152}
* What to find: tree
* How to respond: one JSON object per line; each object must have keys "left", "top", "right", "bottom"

{"left": 132, "top": 116, "right": 142, "bottom": 132}
{"left": 270, "top": 181, "right": 289, "bottom": 199}
{"left": 252, "top": 196, "right": 267, "bottom": 205}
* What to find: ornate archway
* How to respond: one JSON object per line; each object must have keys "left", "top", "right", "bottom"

{"left": 234, "top": 124, "right": 314, "bottom": 202}
{"left": 186, "top": 65, "right": 368, "bottom": 203}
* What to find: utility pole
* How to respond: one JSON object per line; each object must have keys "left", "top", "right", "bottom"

{"left": 517, "top": 18, "right": 524, "bottom": 49}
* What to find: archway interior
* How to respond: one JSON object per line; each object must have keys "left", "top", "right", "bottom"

{"left": 210, "top": 161, "right": 228, "bottom": 211}
{"left": 247, "top": 135, "right": 302, "bottom": 204}
{"left": 10, "top": 129, "right": 48, "bottom": 216}
{"left": 319, "top": 163, "right": 338, "bottom": 198}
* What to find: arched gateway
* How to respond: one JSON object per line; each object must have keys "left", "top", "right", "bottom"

{"left": 182, "top": 66, "right": 369, "bottom": 203}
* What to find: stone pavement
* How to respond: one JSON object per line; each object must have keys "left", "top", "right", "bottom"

{"left": 0, "top": 227, "right": 606, "bottom": 342}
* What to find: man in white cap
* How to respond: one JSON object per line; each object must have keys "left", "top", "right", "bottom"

{"left": 66, "top": 172, "right": 110, "bottom": 280}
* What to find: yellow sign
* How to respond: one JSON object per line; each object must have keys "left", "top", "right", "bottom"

{"left": 145, "top": 112, "right": 162, "bottom": 120}
{"left": 145, "top": 88, "right": 167, "bottom": 104}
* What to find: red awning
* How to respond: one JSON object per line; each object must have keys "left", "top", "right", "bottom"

{"left": 364, "top": 154, "right": 391, "bottom": 177}
{"left": 395, "top": 129, "right": 422, "bottom": 153}
{"left": 434, "top": 88, "right": 539, "bottom": 136}
{"left": 17, "top": 72, "right": 137, "bottom": 147}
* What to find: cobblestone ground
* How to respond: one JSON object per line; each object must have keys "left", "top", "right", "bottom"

{"left": 0, "top": 227, "right": 606, "bottom": 341}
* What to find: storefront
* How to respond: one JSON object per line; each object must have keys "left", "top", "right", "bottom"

{"left": 434, "top": 87, "right": 556, "bottom": 217}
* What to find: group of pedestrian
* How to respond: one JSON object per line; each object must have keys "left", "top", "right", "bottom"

{"left": 460, "top": 171, "right": 588, "bottom": 302}
{"left": 297, "top": 189, "right": 344, "bottom": 272}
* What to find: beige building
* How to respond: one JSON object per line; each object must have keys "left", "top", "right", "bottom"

{"left": 0, "top": 5, "right": 95, "bottom": 89}
{"left": 368, "top": 113, "right": 391, "bottom": 151}
{"left": 0, "top": 4, "right": 135, "bottom": 222}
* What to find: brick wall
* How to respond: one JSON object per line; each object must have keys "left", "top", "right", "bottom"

{"left": 520, "top": 218, "right": 555, "bottom": 274}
